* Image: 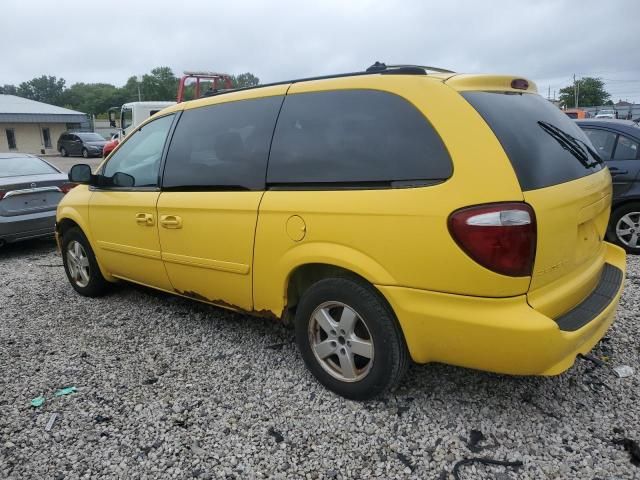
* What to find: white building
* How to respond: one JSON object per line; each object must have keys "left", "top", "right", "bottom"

{"left": 0, "top": 95, "right": 88, "bottom": 154}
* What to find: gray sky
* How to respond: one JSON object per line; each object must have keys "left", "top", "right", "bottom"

{"left": 2, "top": 0, "right": 639, "bottom": 102}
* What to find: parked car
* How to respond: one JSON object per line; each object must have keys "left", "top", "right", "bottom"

{"left": 0, "top": 153, "right": 75, "bottom": 246}
{"left": 595, "top": 109, "right": 617, "bottom": 119}
{"left": 576, "top": 119, "right": 640, "bottom": 254}
{"left": 57, "top": 132, "right": 107, "bottom": 158}
{"left": 102, "top": 133, "right": 119, "bottom": 158}
{"left": 57, "top": 64, "right": 626, "bottom": 400}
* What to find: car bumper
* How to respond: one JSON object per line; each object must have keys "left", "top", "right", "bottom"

{"left": 0, "top": 210, "right": 56, "bottom": 243}
{"left": 378, "top": 242, "right": 626, "bottom": 376}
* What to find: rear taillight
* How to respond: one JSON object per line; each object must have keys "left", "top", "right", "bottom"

{"left": 60, "top": 183, "right": 78, "bottom": 194}
{"left": 0, "top": 191, "right": 5, "bottom": 200}
{"left": 448, "top": 202, "right": 536, "bottom": 277}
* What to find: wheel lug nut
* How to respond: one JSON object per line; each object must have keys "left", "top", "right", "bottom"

{"left": 331, "top": 341, "right": 336, "bottom": 347}
{"left": 340, "top": 348, "right": 346, "bottom": 355}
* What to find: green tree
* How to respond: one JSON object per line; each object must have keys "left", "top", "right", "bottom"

{"left": 17, "top": 75, "right": 66, "bottom": 105}
{"left": 141, "top": 67, "right": 179, "bottom": 101}
{"left": 231, "top": 73, "right": 260, "bottom": 88}
{"left": 0, "top": 84, "right": 17, "bottom": 95}
{"left": 62, "top": 83, "right": 126, "bottom": 115}
{"left": 558, "top": 77, "right": 610, "bottom": 108}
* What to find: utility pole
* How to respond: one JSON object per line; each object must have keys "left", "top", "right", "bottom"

{"left": 136, "top": 75, "right": 143, "bottom": 102}
{"left": 573, "top": 74, "right": 580, "bottom": 109}
{"left": 548, "top": 85, "right": 551, "bottom": 100}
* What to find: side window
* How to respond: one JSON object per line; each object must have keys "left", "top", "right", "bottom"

{"left": 162, "top": 96, "right": 283, "bottom": 190}
{"left": 613, "top": 135, "right": 639, "bottom": 160}
{"left": 103, "top": 114, "right": 174, "bottom": 187}
{"left": 267, "top": 89, "right": 452, "bottom": 186}
{"left": 582, "top": 128, "right": 617, "bottom": 160}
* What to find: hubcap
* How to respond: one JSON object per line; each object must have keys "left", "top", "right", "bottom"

{"left": 66, "top": 240, "right": 91, "bottom": 288}
{"left": 616, "top": 212, "right": 640, "bottom": 248}
{"left": 308, "top": 301, "right": 374, "bottom": 382}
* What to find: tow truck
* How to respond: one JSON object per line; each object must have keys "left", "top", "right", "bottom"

{"left": 102, "top": 71, "right": 233, "bottom": 157}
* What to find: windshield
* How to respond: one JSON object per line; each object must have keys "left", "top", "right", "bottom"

{"left": 0, "top": 156, "right": 58, "bottom": 178}
{"left": 462, "top": 91, "right": 603, "bottom": 191}
{"left": 77, "top": 133, "right": 105, "bottom": 142}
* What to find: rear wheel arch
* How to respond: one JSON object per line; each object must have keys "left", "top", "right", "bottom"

{"left": 284, "top": 263, "right": 405, "bottom": 337}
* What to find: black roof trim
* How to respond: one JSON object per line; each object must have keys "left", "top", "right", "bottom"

{"left": 200, "top": 62, "right": 455, "bottom": 99}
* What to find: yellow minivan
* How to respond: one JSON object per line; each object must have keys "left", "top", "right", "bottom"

{"left": 57, "top": 63, "right": 626, "bottom": 400}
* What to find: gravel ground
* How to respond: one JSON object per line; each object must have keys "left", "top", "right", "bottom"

{"left": 1, "top": 239, "right": 639, "bottom": 479}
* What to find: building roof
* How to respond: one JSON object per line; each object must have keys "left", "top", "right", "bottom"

{"left": 0, "top": 94, "right": 87, "bottom": 124}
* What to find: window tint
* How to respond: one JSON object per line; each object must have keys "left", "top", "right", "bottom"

{"left": 463, "top": 92, "right": 603, "bottom": 191}
{"left": 613, "top": 135, "right": 639, "bottom": 160}
{"left": 582, "top": 128, "right": 617, "bottom": 160}
{"left": 103, "top": 114, "right": 174, "bottom": 187}
{"left": 163, "top": 96, "right": 283, "bottom": 190}
{"left": 267, "top": 90, "right": 452, "bottom": 186}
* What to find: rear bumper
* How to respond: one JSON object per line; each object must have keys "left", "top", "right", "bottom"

{"left": 378, "top": 242, "right": 626, "bottom": 376}
{"left": 0, "top": 210, "right": 56, "bottom": 243}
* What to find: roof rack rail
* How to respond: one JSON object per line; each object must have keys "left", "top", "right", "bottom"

{"left": 198, "top": 61, "right": 455, "bottom": 99}
{"left": 366, "top": 62, "right": 455, "bottom": 74}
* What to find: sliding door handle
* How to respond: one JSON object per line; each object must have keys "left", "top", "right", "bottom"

{"left": 160, "top": 215, "right": 183, "bottom": 229}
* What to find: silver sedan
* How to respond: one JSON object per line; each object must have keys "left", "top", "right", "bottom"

{"left": 0, "top": 153, "right": 75, "bottom": 247}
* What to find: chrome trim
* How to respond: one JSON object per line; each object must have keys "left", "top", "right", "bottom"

{"left": 3, "top": 186, "right": 62, "bottom": 198}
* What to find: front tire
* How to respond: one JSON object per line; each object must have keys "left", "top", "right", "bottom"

{"left": 295, "top": 277, "right": 409, "bottom": 400}
{"left": 607, "top": 203, "right": 640, "bottom": 254}
{"left": 61, "top": 227, "right": 109, "bottom": 296}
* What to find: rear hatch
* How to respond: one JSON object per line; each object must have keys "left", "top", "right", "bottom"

{"left": 454, "top": 78, "right": 611, "bottom": 317}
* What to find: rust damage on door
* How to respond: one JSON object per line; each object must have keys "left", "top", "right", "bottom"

{"left": 174, "top": 289, "right": 281, "bottom": 320}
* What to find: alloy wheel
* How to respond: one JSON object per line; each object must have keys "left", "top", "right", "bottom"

{"left": 308, "top": 301, "right": 374, "bottom": 382}
{"left": 66, "top": 240, "right": 91, "bottom": 288}
{"left": 616, "top": 212, "right": 640, "bottom": 248}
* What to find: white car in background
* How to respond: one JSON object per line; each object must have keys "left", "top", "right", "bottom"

{"left": 595, "top": 109, "right": 616, "bottom": 119}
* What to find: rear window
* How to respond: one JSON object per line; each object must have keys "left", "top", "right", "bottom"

{"left": 463, "top": 92, "right": 603, "bottom": 191}
{"left": 267, "top": 89, "right": 452, "bottom": 187}
{"left": 0, "top": 156, "right": 58, "bottom": 178}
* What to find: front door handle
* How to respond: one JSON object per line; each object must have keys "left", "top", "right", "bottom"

{"left": 135, "top": 213, "right": 155, "bottom": 226}
{"left": 609, "top": 167, "right": 628, "bottom": 176}
{"left": 160, "top": 215, "right": 183, "bottom": 229}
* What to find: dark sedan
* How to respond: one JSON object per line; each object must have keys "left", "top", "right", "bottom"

{"left": 57, "top": 132, "right": 107, "bottom": 158}
{"left": 576, "top": 119, "right": 640, "bottom": 253}
{"left": 0, "top": 154, "right": 75, "bottom": 246}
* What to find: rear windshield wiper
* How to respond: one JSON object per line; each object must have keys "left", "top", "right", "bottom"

{"left": 538, "top": 121, "right": 602, "bottom": 168}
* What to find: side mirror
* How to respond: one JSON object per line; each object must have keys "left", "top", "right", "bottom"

{"left": 69, "top": 164, "right": 92, "bottom": 184}
{"left": 112, "top": 172, "right": 135, "bottom": 187}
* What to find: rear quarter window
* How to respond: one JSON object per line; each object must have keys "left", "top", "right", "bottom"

{"left": 267, "top": 89, "right": 452, "bottom": 187}
{"left": 463, "top": 92, "right": 603, "bottom": 191}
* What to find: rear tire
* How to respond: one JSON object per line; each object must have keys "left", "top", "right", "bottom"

{"left": 61, "top": 227, "right": 109, "bottom": 296}
{"left": 294, "top": 277, "right": 409, "bottom": 400}
{"left": 607, "top": 203, "right": 640, "bottom": 255}
{"left": 60, "top": 147, "right": 68, "bottom": 157}
{"left": 82, "top": 148, "right": 89, "bottom": 159}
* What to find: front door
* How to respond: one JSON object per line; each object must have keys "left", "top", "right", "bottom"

{"left": 89, "top": 113, "right": 175, "bottom": 290}
{"left": 583, "top": 127, "right": 640, "bottom": 196}
{"left": 156, "top": 91, "right": 286, "bottom": 311}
